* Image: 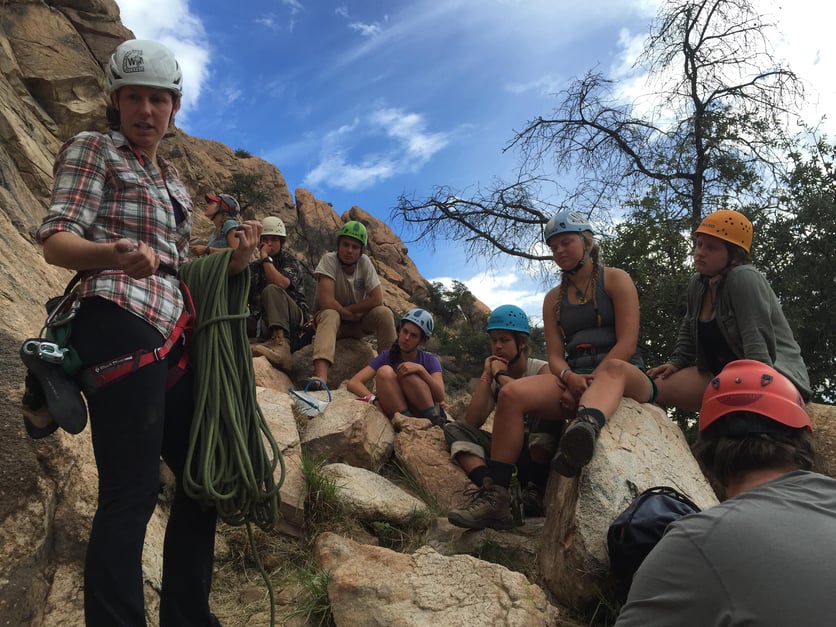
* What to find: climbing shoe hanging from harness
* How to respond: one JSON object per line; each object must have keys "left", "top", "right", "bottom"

{"left": 20, "top": 273, "right": 87, "bottom": 439}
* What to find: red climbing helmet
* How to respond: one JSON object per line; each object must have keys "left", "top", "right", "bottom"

{"left": 699, "top": 360, "right": 811, "bottom": 433}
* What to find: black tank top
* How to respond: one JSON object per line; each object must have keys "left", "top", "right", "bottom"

{"left": 559, "top": 267, "right": 644, "bottom": 369}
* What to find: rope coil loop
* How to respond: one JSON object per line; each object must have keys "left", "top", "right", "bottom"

{"left": 179, "top": 250, "right": 285, "bottom": 530}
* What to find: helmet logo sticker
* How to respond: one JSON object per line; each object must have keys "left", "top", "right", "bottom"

{"left": 122, "top": 49, "right": 145, "bottom": 74}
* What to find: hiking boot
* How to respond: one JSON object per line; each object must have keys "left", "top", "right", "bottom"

{"left": 447, "top": 478, "right": 515, "bottom": 530}
{"left": 251, "top": 329, "right": 292, "bottom": 371}
{"left": 521, "top": 481, "right": 545, "bottom": 517}
{"left": 551, "top": 407, "right": 605, "bottom": 477}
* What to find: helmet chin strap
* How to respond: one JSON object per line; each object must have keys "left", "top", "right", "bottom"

{"left": 566, "top": 250, "right": 589, "bottom": 275}
{"left": 564, "top": 233, "right": 590, "bottom": 275}
{"left": 506, "top": 337, "right": 526, "bottom": 367}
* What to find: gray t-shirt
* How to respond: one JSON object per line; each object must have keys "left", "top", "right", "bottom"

{"left": 616, "top": 470, "right": 836, "bottom": 627}
{"left": 314, "top": 251, "right": 381, "bottom": 308}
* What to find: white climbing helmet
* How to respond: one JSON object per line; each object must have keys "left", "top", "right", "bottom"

{"left": 106, "top": 39, "right": 183, "bottom": 97}
{"left": 262, "top": 216, "right": 287, "bottom": 238}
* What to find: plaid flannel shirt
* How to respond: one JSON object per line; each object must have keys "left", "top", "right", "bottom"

{"left": 38, "top": 131, "right": 193, "bottom": 338}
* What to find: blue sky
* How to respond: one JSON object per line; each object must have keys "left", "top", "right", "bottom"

{"left": 115, "top": 0, "right": 833, "bottom": 321}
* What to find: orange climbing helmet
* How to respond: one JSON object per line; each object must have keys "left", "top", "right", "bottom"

{"left": 694, "top": 210, "right": 753, "bottom": 253}
{"left": 699, "top": 360, "right": 811, "bottom": 433}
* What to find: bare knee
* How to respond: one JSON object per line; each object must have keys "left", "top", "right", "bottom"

{"left": 376, "top": 365, "right": 397, "bottom": 384}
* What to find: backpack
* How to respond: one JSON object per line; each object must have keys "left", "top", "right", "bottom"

{"left": 607, "top": 485, "right": 701, "bottom": 596}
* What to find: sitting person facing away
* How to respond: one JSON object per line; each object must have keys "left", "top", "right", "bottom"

{"left": 616, "top": 360, "right": 835, "bottom": 627}
{"left": 249, "top": 216, "right": 310, "bottom": 371}
{"left": 448, "top": 210, "right": 654, "bottom": 530}
{"left": 191, "top": 192, "right": 241, "bottom": 257}
{"left": 347, "top": 308, "right": 445, "bottom": 425}
{"left": 444, "top": 305, "right": 560, "bottom": 516}
{"left": 311, "top": 220, "right": 397, "bottom": 386}
{"left": 647, "top": 209, "right": 811, "bottom": 409}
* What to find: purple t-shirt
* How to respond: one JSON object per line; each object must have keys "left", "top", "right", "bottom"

{"left": 369, "top": 349, "right": 442, "bottom": 374}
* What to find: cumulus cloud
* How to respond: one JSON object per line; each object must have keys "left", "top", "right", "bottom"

{"left": 431, "top": 271, "right": 546, "bottom": 323}
{"left": 303, "top": 107, "right": 450, "bottom": 191}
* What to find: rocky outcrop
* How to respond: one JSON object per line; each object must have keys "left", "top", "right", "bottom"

{"left": 301, "top": 396, "right": 396, "bottom": 471}
{"left": 539, "top": 399, "right": 720, "bottom": 609}
{"left": 314, "top": 532, "right": 562, "bottom": 627}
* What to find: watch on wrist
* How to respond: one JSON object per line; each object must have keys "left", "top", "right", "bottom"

{"left": 493, "top": 369, "right": 510, "bottom": 385}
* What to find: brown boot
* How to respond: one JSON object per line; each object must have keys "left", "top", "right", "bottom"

{"left": 251, "top": 329, "right": 292, "bottom": 371}
{"left": 447, "top": 478, "right": 515, "bottom": 530}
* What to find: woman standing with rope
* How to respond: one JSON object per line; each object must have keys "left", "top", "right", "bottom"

{"left": 448, "top": 210, "right": 654, "bottom": 530}
{"left": 37, "top": 39, "right": 260, "bottom": 625}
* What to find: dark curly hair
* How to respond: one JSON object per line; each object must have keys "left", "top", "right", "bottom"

{"left": 692, "top": 411, "right": 815, "bottom": 488}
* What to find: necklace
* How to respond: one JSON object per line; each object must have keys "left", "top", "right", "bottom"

{"left": 568, "top": 276, "right": 593, "bottom": 304}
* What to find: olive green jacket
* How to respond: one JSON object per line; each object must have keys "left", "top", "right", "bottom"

{"left": 669, "top": 264, "right": 811, "bottom": 400}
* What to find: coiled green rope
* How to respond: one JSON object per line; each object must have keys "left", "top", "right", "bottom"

{"left": 179, "top": 251, "right": 285, "bottom": 626}
{"left": 179, "top": 250, "right": 284, "bottom": 527}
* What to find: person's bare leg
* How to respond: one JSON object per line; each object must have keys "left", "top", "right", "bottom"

{"left": 579, "top": 360, "right": 654, "bottom": 415}
{"left": 400, "top": 373, "right": 435, "bottom": 414}
{"left": 653, "top": 366, "right": 712, "bottom": 412}
{"left": 490, "top": 374, "right": 565, "bottom": 463}
{"left": 374, "top": 366, "right": 408, "bottom": 418}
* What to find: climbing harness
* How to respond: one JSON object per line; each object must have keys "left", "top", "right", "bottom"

{"left": 78, "top": 285, "right": 194, "bottom": 393}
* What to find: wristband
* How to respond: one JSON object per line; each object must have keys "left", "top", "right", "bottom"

{"left": 493, "top": 369, "right": 510, "bottom": 385}
{"left": 559, "top": 367, "right": 572, "bottom": 383}
{"left": 359, "top": 393, "right": 378, "bottom": 404}
{"left": 479, "top": 376, "right": 491, "bottom": 384}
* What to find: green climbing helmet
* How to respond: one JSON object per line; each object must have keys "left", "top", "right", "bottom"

{"left": 486, "top": 304, "right": 530, "bottom": 335}
{"left": 338, "top": 221, "right": 368, "bottom": 247}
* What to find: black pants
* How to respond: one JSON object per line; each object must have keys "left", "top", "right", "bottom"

{"left": 73, "top": 298, "right": 217, "bottom": 626}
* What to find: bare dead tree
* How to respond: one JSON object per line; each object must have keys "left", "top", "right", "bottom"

{"left": 393, "top": 0, "right": 805, "bottom": 253}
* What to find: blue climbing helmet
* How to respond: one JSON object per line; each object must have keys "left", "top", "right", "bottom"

{"left": 401, "top": 308, "right": 434, "bottom": 338}
{"left": 486, "top": 305, "right": 530, "bottom": 336}
{"left": 544, "top": 210, "right": 594, "bottom": 245}
{"left": 338, "top": 220, "right": 368, "bottom": 247}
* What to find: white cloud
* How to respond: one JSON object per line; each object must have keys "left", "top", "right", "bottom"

{"left": 282, "top": 0, "right": 304, "bottom": 15}
{"left": 303, "top": 107, "right": 450, "bottom": 191}
{"left": 348, "top": 22, "right": 382, "bottom": 37}
{"left": 255, "top": 14, "right": 279, "bottom": 30}
{"left": 431, "top": 271, "right": 546, "bottom": 323}
{"left": 504, "top": 74, "right": 563, "bottom": 97}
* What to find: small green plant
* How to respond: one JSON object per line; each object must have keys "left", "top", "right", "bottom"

{"left": 383, "top": 459, "right": 445, "bottom": 518}
{"left": 585, "top": 585, "right": 623, "bottom": 627}
{"left": 468, "top": 538, "right": 539, "bottom": 582}
{"left": 234, "top": 148, "right": 253, "bottom": 158}
{"left": 368, "top": 508, "right": 435, "bottom": 553}
{"left": 285, "top": 567, "right": 334, "bottom": 626}
{"left": 300, "top": 453, "right": 342, "bottom": 524}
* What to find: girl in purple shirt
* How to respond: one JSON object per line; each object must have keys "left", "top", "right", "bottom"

{"left": 347, "top": 308, "right": 446, "bottom": 424}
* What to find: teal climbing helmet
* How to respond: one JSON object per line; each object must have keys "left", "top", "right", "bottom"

{"left": 401, "top": 308, "right": 434, "bottom": 338}
{"left": 486, "top": 305, "right": 530, "bottom": 335}
{"left": 338, "top": 220, "right": 368, "bottom": 247}
{"left": 544, "top": 210, "right": 593, "bottom": 244}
